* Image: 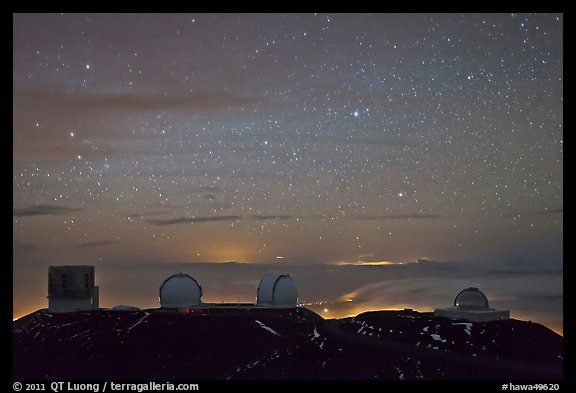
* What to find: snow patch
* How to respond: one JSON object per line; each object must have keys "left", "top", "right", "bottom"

{"left": 126, "top": 312, "right": 150, "bottom": 333}
{"left": 311, "top": 326, "right": 320, "bottom": 339}
{"left": 430, "top": 333, "right": 446, "bottom": 343}
{"left": 453, "top": 322, "right": 473, "bottom": 336}
{"left": 394, "top": 366, "right": 405, "bottom": 380}
{"left": 255, "top": 320, "right": 280, "bottom": 336}
{"left": 57, "top": 321, "right": 80, "bottom": 327}
{"left": 70, "top": 329, "right": 91, "bottom": 339}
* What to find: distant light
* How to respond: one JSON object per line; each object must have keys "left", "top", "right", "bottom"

{"left": 69, "top": 132, "right": 75, "bottom": 137}
{"left": 353, "top": 110, "right": 359, "bottom": 118}
{"left": 398, "top": 192, "right": 404, "bottom": 197}
{"left": 323, "top": 308, "right": 329, "bottom": 313}
{"left": 86, "top": 64, "right": 90, "bottom": 70}
{"left": 276, "top": 256, "right": 284, "bottom": 260}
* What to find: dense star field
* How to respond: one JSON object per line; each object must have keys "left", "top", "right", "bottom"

{"left": 13, "top": 14, "right": 562, "bottom": 333}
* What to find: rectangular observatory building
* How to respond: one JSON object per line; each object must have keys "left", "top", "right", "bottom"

{"left": 48, "top": 265, "right": 99, "bottom": 313}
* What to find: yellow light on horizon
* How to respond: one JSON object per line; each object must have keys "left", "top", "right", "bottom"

{"left": 334, "top": 260, "right": 402, "bottom": 266}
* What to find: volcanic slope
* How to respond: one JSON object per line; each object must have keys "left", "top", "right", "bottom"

{"left": 13, "top": 308, "right": 562, "bottom": 379}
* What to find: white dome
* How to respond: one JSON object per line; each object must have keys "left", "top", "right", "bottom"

{"left": 257, "top": 273, "right": 297, "bottom": 308}
{"left": 454, "top": 287, "right": 489, "bottom": 310}
{"left": 159, "top": 273, "right": 202, "bottom": 308}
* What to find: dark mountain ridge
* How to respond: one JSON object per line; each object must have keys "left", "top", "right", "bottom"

{"left": 13, "top": 308, "right": 562, "bottom": 380}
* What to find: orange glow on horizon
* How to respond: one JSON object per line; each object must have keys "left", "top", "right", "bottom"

{"left": 334, "top": 260, "right": 403, "bottom": 266}
{"left": 13, "top": 299, "right": 563, "bottom": 336}
{"left": 306, "top": 293, "right": 564, "bottom": 337}
{"left": 173, "top": 243, "right": 254, "bottom": 264}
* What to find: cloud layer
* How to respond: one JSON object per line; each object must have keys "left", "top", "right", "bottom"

{"left": 78, "top": 240, "right": 122, "bottom": 249}
{"left": 146, "top": 216, "right": 242, "bottom": 226}
{"left": 14, "top": 89, "right": 262, "bottom": 115}
{"left": 13, "top": 205, "right": 82, "bottom": 217}
{"left": 357, "top": 214, "right": 439, "bottom": 220}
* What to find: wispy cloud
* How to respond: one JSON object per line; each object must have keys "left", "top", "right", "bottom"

{"left": 154, "top": 203, "right": 181, "bottom": 209}
{"left": 13, "top": 89, "right": 265, "bottom": 162}
{"left": 14, "top": 89, "right": 262, "bottom": 115}
{"left": 538, "top": 208, "right": 563, "bottom": 214}
{"left": 251, "top": 215, "right": 292, "bottom": 220}
{"left": 146, "top": 215, "right": 241, "bottom": 226}
{"left": 145, "top": 214, "right": 294, "bottom": 226}
{"left": 144, "top": 213, "right": 438, "bottom": 226}
{"left": 499, "top": 208, "right": 563, "bottom": 218}
{"left": 13, "top": 241, "right": 42, "bottom": 253}
{"left": 356, "top": 214, "right": 439, "bottom": 220}
{"left": 13, "top": 205, "right": 82, "bottom": 217}
{"left": 78, "top": 240, "right": 122, "bottom": 248}
{"left": 126, "top": 211, "right": 168, "bottom": 219}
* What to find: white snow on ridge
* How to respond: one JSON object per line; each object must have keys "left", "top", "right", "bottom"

{"left": 430, "top": 333, "right": 446, "bottom": 343}
{"left": 453, "top": 322, "right": 473, "bottom": 336}
{"left": 57, "top": 321, "right": 81, "bottom": 327}
{"left": 255, "top": 320, "right": 281, "bottom": 336}
{"left": 126, "top": 312, "right": 150, "bottom": 333}
{"left": 312, "top": 326, "right": 320, "bottom": 339}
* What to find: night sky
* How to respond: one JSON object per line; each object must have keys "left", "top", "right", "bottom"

{"left": 13, "top": 13, "right": 563, "bottom": 333}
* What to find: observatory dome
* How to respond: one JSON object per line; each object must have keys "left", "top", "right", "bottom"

{"left": 159, "top": 273, "right": 202, "bottom": 308}
{"left": 257, "top": 273, "right": 297, "bottom": 308}
{"left": 454, "top": 287, "right": 489, "bottom": 310}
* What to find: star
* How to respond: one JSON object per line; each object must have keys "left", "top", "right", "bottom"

{"left": 12, "top": 13, "right": 563, "bottom": 334}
